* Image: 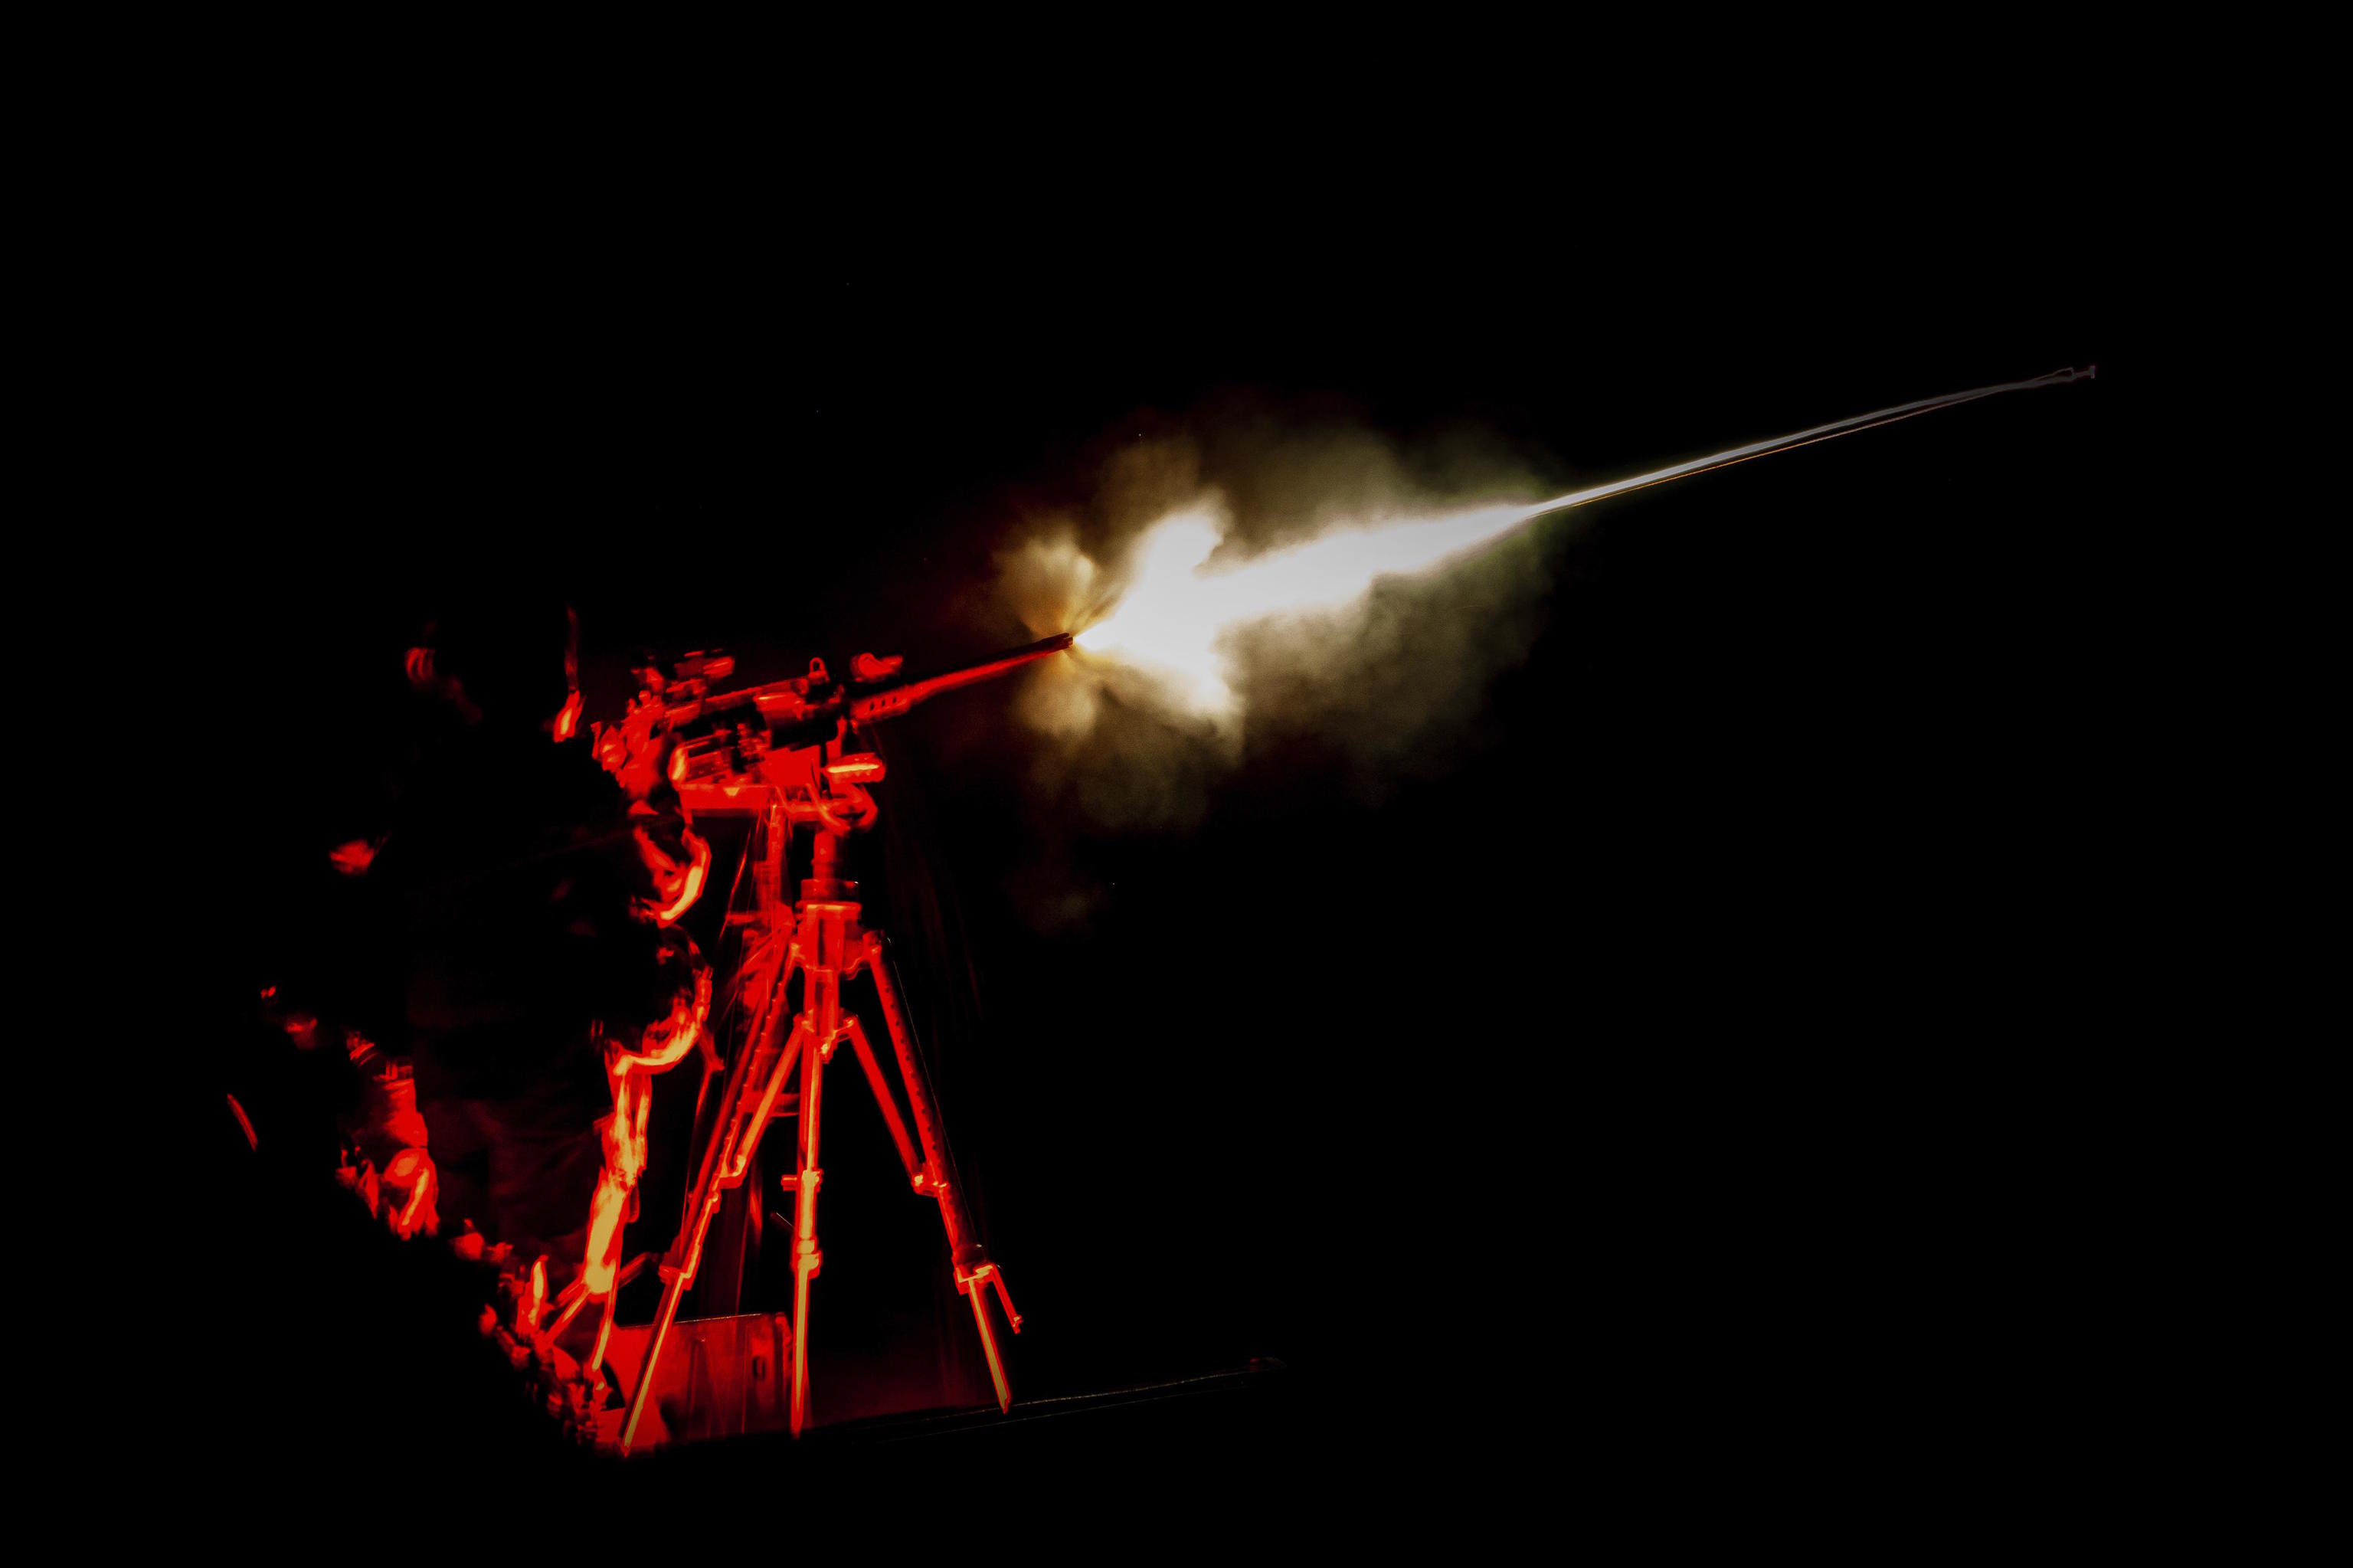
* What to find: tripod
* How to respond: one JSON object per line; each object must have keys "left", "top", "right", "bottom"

{"left": 619, "top": 776, "right": 1020, "bottom": 1451}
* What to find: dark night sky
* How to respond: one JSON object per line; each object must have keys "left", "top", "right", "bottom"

{"left": 187, "top": 151, "right": 2124, "bottom": 1510}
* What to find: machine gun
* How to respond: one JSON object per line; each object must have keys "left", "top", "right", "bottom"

{"left": 583, "top": 632, "right": 1071, "bottom": 1451}
{"left": 597, "top": 633, "right": 1069, "bottom": 823}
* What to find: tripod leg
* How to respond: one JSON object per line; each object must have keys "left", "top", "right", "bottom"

{"left": 861, "top": 932, "right": 1019, "bottom": 1413}
{"left": 618, "top": 992, "right": 807, "bottom": 1455}
{"left": 787, "top": 997, "right": 839, "bottom": 1435}
{"left": 620, "top": 1268, "right": 687, "bottom": 1454}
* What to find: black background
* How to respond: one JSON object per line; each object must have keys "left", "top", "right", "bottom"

{"left": 177, "top": 128, "right": 2126, "bottom": 1522}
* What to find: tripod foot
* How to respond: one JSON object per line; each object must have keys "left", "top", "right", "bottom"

{"left": 956, "top": 1258, "right": 1019, "bottom": 1413}
{"left": 968, "top": 1287, "right": 1012, "bottom": 1413}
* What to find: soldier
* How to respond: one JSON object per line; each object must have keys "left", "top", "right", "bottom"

{"left": 363, "top": 594, "right": 704, "bottom": 1295}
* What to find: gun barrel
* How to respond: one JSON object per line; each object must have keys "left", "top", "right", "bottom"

{"left": 848, "top": 633, "right": 1072, "bottom": 725}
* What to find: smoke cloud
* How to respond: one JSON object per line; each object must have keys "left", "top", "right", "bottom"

{"left": 979, "top": 367, "right": 2094, "bottom": 927}
{"left": 995, "top": 398, "right": 1581, "bottom": 840}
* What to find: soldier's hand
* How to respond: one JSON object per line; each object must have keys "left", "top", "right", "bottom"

{"left": 381, "top": 1147, "right": 440, "bottom": 1239}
